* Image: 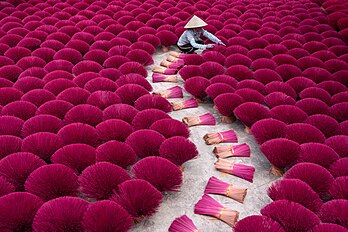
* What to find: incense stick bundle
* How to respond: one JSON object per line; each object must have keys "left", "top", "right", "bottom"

{"left": 214, "top": 159, "right": 255, "bottom": 182}
{"left": 182, "top": 113, "right": 216, "bottom": 127}
{"left": 194, "top": 194, "right": 239, "bottom": 227}
{"left": 213, "top": 144, "right": 250, "bottom": 158}
{"left": 152, "top": 73, "right": 178, "bottom": 83}
{"left": 168, "top": 215, "right": 199, "bottom": 232}
{"left": 203, "top": 130, "right": 238, "bottom": 145}
{"left": 167, "top": 55, "right": 185, "bottom": 65}
{"left": 152, "top": 66, "right": 177, "bottom": 75}
{"left": 169, "top": 51, "right": 185, "bottom": 59}
{"left": 171, "top": 98, "right": 198, "bottom": 111}
{"left": 153, "top": 86, "right": 183, "bottom": 98}
{"left": 160, "top": 60, "right": 184, "bottom": 69}
{"left": 204, "top": 176, "right": 247, "bottom": 203}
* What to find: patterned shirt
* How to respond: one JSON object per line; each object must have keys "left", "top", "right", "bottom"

{"left": 177, "top": 28, "right": 221, "bottom": 50}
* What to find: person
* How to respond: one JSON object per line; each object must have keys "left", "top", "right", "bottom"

{"left": 177, "top": 15, "right": 226, "bottom": 54}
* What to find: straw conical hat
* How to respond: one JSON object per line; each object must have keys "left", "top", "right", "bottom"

{"left": 184, "top": 15, "right": 208, "bottom": 29}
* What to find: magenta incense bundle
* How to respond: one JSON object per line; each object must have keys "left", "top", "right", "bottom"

{"left": 111, "top": 179, "right": 162, "bottom": 221}
{"left": 33, "top": 197, "right": 89, "bottom": 232}
{"left": 0, "top": 192, "right": 44, "bottom": 231}
{"left": 153, "top": 86, "right": 183, "bottom": 99}
{"left": 169, "top": 215, "right": 199, "bottom": 232}
{"left": 171, "top": 98, "right": 198, "bottom": 111}
{"left": 182, "top": 113, "right": 216, "bottom": 127}
{"left": 204, "top": 176, "right": 247, "bottom": 203}
{"left": 167, "top": 56, "right": 185, "bottom": 65}
{"left": 234, "top": 215, "right": 285, "bottom": 232}
{"left": 152, "top": 73, "right": 178, "bottom": 83}
{"left": 194, "top": 194, "right": 239, "bottom": 227}
{"left": 213, "top": 144, "right": 251, "bottom": 158}
{"left": 160, "top": 60, "right": 184, "bottom": 69}
{"left": 167, "top": 55, "right": 181, "bottom": 63}
{"left": 214, "top": 159, "right": 255, "bottom": 182}
{"left": 25, "top": 164, "right": 79, "bottom": 202}
{"left": 82, "top": 200, "right": 132, "bottom": 232}
{"left": 152, "top": 66, "right": 177, "bottom": 75}
{"left": 169, "top": 51, "right": 186, "bottom": 59}
{"left": 203, "top": 130, "right": 238, "bottom": 145}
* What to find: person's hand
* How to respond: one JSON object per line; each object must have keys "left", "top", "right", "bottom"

{"left": 206, "top": 44, "right": 215, "bottom": 49}
{"left": 217, "top": 40, "right": 226, "bottom": 46}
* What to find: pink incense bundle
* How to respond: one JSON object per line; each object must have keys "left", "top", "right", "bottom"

{"left": 167, "top": 55, "right": 181, "bottom": 63}
{"left": 167, "top": 55, "right": 185, "bottom": 65}
{"left": 169, "top": 215, "right": 199, "bottom": 232}
{"left": 203, "top": 130, "right": 238, "bottom": 145}
{"left": 182, "top": 113, "right": 216, "bottom": 127}
{"left": 234, "top": 215, "right": 285, "bottom": 232}
{"left": 261, "top": 200, "right": 321, "bottom": 232}
{"left": 194, "top": 194, "right": 239, "bottom": 227}
{"left": 160, "top": 60, "right": 184, "bottom": 69}
{"left": 169, "top": 51, "right": 186, "bottom": 59}
{"left": 152, "top": 66, "right": 177, "bottom": 75}
{"left": 204, "top": 176, "right": 247, "bottom": 203}
{"left": 153, "top": 86, "right": 183, "bottom": 99}
{"left": 214, "top": 159, "right": 255, "bottom": 182}
{"left": 152, "top": 73, "right": 178, "bottom": 83}
{"left": 171, "top": 98, "right": 198, "bottom": 111}
{"left": 213, "top": 143, "right": 251, "bottom": 158}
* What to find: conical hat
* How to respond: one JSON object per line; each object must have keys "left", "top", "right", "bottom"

{"left": 184, "top": 15, "right": 208, "bottom": 29}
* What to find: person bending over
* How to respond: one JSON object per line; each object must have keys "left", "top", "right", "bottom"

{"left": 177, "top": 15, "right": 225, "bottom": 54}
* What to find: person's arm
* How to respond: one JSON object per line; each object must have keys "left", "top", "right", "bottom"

{"left": 187, "top": 31, "right": 207, "bottom": 50}
{"left": 202, "top": 29, "right": 225, "bottom": 45}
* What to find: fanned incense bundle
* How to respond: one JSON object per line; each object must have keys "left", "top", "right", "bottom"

{"left": 169, "top": 215, "right": 199, "bottom": 232}
{"left": 194, "top": 194, "right": 239, "bottom": 227}
{"left": 153, "top": 86, "right": 183, "bottom": 98}
{"left": 214, "top": 159, "right": 255, "bottom": 182}
{"left": 203, "top": 130, "right": 238, "bottom": 145}
{"left": 152, "top": 66, "right": 177, "bottom": 75}
{"left": 111, "top": 179, "right": 162, "bottom": 221}
{"left": 182, "top": 113, "right": 216, "bottom": 127}
{"left": 234, "top": 215, "right": 285, "bottom": 232}
{"left": 213, "top": 144, "right": 250, "bottom": 158}
{"left": 204, "top": 176, "right": 247, "bottom": 203}
{"left": 261, "top": 200, "right": 321, "bottom": 232}
{"left": 171, "top": 98, "right": 198, "bottom": 111}
{"left": 152, "top": 73, "right": 178, "bottom": 83}
{"left": 160, "top": 60, "right": 184, "bottom": 69}
{"left": 82, "top": 200, "right": 132, "bottom": 232}
{"left": 0, "top": 192, "right": 44, "bottom": 232}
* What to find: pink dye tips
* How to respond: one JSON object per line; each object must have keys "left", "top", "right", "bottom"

{"left": 182, "top": 113, "right": 216, "bottom": 127}
{"left": 204, "top": 176, "right": 247, "bottom": 203}
{"left": 203, "top": 130, "right": 238, "bottom": 145}
{"left": 167, "top": 55, "right": 185, "bottom": 65}
{"left": 152, "top": 66, "right": 178, "bottom": 75}
{"left": 213, "top": 143, "right": 250, "bottom": 158}
{"left": 168, "top": 215, "right": 199, "bottom": 232}
{"left": 214, "top": 159, "right": 255, "bottom": 182}
{"left": 169, "top": 51, "right": 185, "bottom": 59}
{"left": 171, "top": 98, "right": 198, "bottom": 111}
{"left": 152, "top": 73, "right": 178, "bottom": 83}
{"left": 153, "top": 86, "right": 183, "bottom": 98}
{"left": 194, "top": 194, "right": 239, "bottom": 227}
{"left": 160, "top": 60, "right": 184, "bottom": 69}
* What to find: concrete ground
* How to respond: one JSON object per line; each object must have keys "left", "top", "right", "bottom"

{"left": 130, "top": 47, "right": 279, "bottom": 232}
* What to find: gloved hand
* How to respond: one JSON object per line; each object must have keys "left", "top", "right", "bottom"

{"left": 217, "top": 40, "right": 226, "bottom": 46}
{"left": 206, "top": 44, "right": 215, "bottom": 49}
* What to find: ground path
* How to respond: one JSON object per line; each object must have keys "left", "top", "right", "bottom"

{"left": 130, "top": 47, "right": 279, "bottom": 232}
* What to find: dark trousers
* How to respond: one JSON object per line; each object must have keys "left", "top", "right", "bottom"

{"left": 177, "top": 40, "right": 204, "bottom": 54}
